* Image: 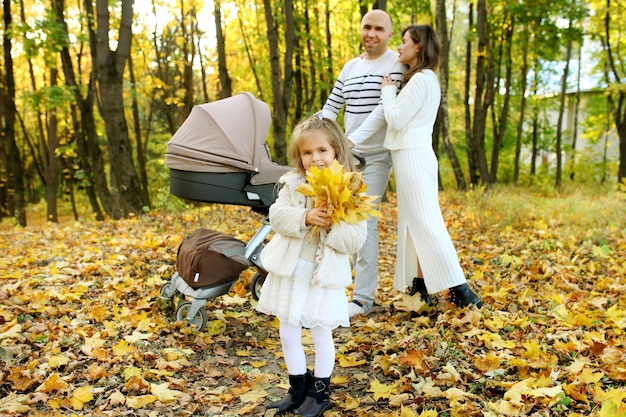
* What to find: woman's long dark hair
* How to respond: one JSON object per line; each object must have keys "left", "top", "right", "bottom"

{"left": 401, "top": 24, "right": 440, "bottom": 86}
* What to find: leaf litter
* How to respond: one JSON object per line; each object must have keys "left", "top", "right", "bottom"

{"left": 0, "top": 192, "right": 625, "bottom": 417}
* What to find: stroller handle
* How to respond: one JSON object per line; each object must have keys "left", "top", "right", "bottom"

{"left": 351, "top": 150, "right": 366, "bottom": 171}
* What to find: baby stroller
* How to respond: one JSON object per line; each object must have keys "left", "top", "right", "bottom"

{"left": 157, "top": 92, "right": 291, "bottom": 331}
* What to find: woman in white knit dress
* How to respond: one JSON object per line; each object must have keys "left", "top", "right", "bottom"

{"left": 379, "top": 24, "right": 483, "bottom": 308}
{"left": 256, "top": 114, "right": 367, "bottom": 416}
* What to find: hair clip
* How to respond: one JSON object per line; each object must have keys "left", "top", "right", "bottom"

{"left": 314, "top": 111, "right": 324, "bottom": 121}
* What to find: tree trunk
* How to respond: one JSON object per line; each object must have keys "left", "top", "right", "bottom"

{"left": 490, "top": 17, "right": 513, "bottom": 183}
{"left": 471, "top": 0, "right": 493, "bottom": 187}
{"left": 569, "top": 33, "right": 583, "bottom": 181}
{"left": 57, "top": 0, "right": 108, "bottom": 220}
{"left": 236, "top": 0, "right": 265, "bottom": 101}
{"left": 464, "top": 3, "right": 478, "bottom": 186}
{"left": 2, "top": 0, "right": 27, "bottom": 226}
{"left": 263, "top": 0, "right": 295, "bottom": 165}
{"left": 90, "top": 0, "right": 147, "bottom": 218}
{"left": 599, "top": 1, "right": 626, "bottom": 185}
{"left": 181, "top": 2, "right": 195, "bottom": 118}
{"left": 128, "top": 56, "right": 150, "bottom": 207}
{"left": 555, "top": 19, "right": 573, "bottom": 188}
{"left": 436, "top": 0, "right": 466, "bottom": 191}
{"left": 45, "top": 68, "right": 60, "bottom": 223}
{"left": 513, "top": 26, "right": 530, "bottom": 186}
{"left": 215, "top": 0, "right": 232, "bottom": 99}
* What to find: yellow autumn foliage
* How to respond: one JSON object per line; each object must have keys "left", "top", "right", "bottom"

{"left": 295, "top": 160, "right": 380, "bottom": 236}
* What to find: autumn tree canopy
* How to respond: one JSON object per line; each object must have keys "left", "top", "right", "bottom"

{"left": 1, "top": 0, "right": 625, "bottom": 225}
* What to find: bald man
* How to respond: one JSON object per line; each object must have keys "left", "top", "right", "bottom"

{"left": 322, "top": 10, "right": 406, "bottom": 318}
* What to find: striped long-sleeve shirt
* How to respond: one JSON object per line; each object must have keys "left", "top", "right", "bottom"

{"left": 322, "top": 49, "right": 405, "bottom": 153}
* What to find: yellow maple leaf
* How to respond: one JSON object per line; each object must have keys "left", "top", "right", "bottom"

{"left": 36, "top": 372, "right": 67, "bottom": 393}
{"left": 598, "top": 387, "right": 626, "bottom": 417}
{"left": 123, "top": 366, "right": 142, "bottom": 381}
{"left": 0, "top": 392, "right": 31, "bottom": 414}
{"left": 336, "top": 395, "right": 360, "bottom": 410}
{"left": 368, "top": 378, "right": 399, "bottom": 400}
{"left": 579, "top": 367, "right": 605, "bottom": 384}
{"left": 389, "top": 393, "right": 412, "bottom": 408}
{"left": 522, "top": 340, "right": 542, "bottom": 359}
{"left": 443, "top": 387, "right": 474, "bottom": 406}
{"left": 108, "top": 390, "right": 126, "bottom": 406}
{"left": 503, "top": 377, "right": 534, "bottom": 405}
{"left": 125, "top": 394, "right": 158, "bottom": 409}
{"left": 474, "top": 353, "right": 501, "bottom": 373}
{"left": 86, "top": 363, "right": 108, "bottom": 382}
{"left": 155, "top": 357, "right": 191, "bottom": 371}
{"left": 112, "top": 339, "right": 137, "bottom": 356}
{"left": 71, "top": 385, "right": 94, "bottom": 410}
{"left": 393, "top": 293, "right": 431, "bottom": 314}
{"left": 337, "top": 355, "right": 367, "bottom": 367}
{"left": 162, "top": 347, "right": 194, "bottom": 361}
{"left": 0, "top": 322, "right": 22, "bottom": 340}
{"left": 83, "top": 334, "right": 106, "bottom": 348}
{"left": 606, "top": 305, "right": 626, "bottom": 329}
{"left": 124, "top": 330, "right": 152, "bottom": 343}
{"left": 150, "top": 382, "right": 183, "bottom": 401}
{"left": 48, "top": 354, "right": 70, "bottom": 369}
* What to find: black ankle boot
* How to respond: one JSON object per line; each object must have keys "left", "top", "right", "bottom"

{"left": 295, "top": 375, "right": 332, "bottom": 417}
{"left": 409, "top": 277, "right": 432, "bottom": 306}
{"left": 267, "top": 371, "right": 309, "bottom": 413}
{"left": 449, "top": 283, "right": 483, "bottom": 308}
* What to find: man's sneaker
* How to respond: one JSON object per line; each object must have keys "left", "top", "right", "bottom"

{"left": 348, "top": 300, "right": 372, "bottom": 318}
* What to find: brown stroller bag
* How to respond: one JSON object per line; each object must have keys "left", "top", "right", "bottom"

{"left": 176, "top": 228, "right": 249, "bottom": 289}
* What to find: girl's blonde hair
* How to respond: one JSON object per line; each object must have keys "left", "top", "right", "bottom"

{"left": 288, "top": 113, "right": 356, "bottom": 175}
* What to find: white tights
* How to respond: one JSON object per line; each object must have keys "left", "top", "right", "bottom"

{"left": 279, "top": 321, "right": 335, "bottom": 378}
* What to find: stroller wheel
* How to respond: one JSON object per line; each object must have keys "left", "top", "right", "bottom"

{"left": 156, "top": 283, "right": 174, "bottom": 310}
{"left": 250, "top": 271, "right": 266, "bottom": 301}
{"left": 176, "top": 301, "right": 208, "bottom": 331}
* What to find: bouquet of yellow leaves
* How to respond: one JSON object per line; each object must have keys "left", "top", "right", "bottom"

{"left": 295, "top": 160, "right": 381, "bottom": 237}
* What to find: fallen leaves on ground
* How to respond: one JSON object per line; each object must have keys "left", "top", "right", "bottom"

{"left": 0, "top": 191, "right": 625, "bottom": 417}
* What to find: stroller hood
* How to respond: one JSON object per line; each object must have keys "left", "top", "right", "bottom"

{"left": 165, "top": 92, "right": 289, "bottom": 185}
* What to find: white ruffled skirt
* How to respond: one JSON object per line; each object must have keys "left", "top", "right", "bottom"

{"left": 256, "top": 258, "right": 350, "bottom": 329}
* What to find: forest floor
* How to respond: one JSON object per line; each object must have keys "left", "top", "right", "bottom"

{"left": 1, "top": 187, "right": 625, "bottom": 417}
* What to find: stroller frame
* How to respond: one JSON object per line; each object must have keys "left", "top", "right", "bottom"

{"left": 158, "top": 212, "right": 271, "bottom": 330}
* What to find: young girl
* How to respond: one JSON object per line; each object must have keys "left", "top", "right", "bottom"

{"left": 256, "top": 113, "right": 367, "bottom": 416}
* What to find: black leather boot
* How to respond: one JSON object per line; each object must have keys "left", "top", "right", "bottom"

{"left": 294, "top": 375, "right": 332, "bottom": 417}
{"left": 449, "top": 283, "right": 483, "bottom": 308}
{"left": 409, "top": 277, "right": 432, "bottom": 306}
{"left": 267, "top": 371, "right": 309, "bottom": 413}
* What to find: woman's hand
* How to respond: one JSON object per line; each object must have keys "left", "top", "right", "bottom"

{"left": 306, "top": 207, "right": 331, "bottom": 231}
{"left": 382, "top": 74, "right": 396, "bottom": 88}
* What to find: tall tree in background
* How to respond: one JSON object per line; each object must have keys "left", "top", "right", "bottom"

{"left": 435, "top": 0, "right": 466, "bottom": 190}
{"left": 87, "top": 0, "right": 147, "bottom": 218}
{"left": 513, "top": 21, "right": 530, "bottom": 185}
{"left": 57, "top": 0, "right": 108, "bottom": 220}
{"left": 180, "top": 2, "right": 196, "bottom": 118}
{"left": 489, "top": 12, "right": 513, "bottom": 184}
{"left": 215, "top": 0, "right": 233, "bottom": 99}
{"left": 594, "top": 0, "right": 626, "bottom": 184}
{"left": 1, "top": 0, "right": 26, "bottom": 226}
{"left": 469, "top": 0, "right": 494, "bottom": 187}
{"left": 555, "top": 18, "right": 573, "bottom": 188}
{"left": 263, "top": 0, "right": 295, "bottom": 165}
